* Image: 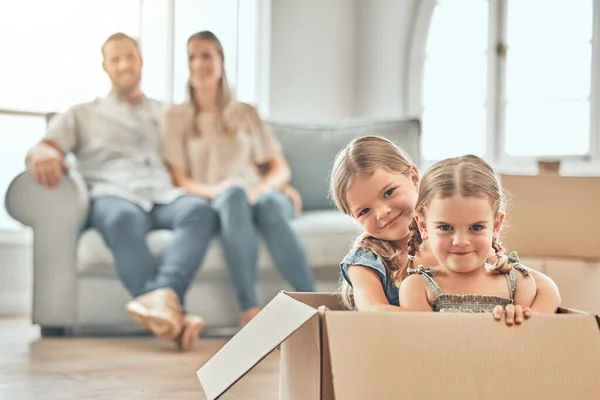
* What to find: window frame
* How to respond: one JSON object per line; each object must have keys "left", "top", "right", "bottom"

{"left": 408, "top": 0, "right": 600, "bottom": 175}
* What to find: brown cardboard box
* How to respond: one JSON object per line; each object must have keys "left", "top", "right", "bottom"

{"left": 198, "top": 292, "right": 600, "bottom": 400}
{"left": 499, "top": 173, "right": 600, "bottom": 260}
{"left": 544, "top": 258, "right": 600, "bottom": 314}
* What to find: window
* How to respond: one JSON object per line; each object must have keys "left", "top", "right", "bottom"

{"left": 140, "top": 0, "right": 173, "bottom": 103}
{"left": 0, "top": 114, "right": 47, "bottom": 231}
{"left": 417, "top": 0, "right": 595, "bottom": 167}
{"left": 504, "top": 0, "right": 592, "bottom": 158}
{"left": 0, "top": 0, "right": 264, "bottom": 232}
{"left": 0, "top": 0, "right": 140, "bottom": 113}
{"left": 421, "top": 0, "right": 489, "bottom": 160}
{"left": 172, "top": 0, "right": 260, "bottom": 105}
{"left": 0, "top": 0, "right": 141, "bottom": 231}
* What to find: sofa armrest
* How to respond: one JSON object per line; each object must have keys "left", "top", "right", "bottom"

{"left": 5, "top": 170, "right": 89, "bottom": 226}
{"left": 5, "top": 170, "right": 90, "bottom": 328}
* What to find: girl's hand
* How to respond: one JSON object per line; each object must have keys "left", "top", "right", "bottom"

{"left": 493, "top": 304, "right": 532, "bottom": 326}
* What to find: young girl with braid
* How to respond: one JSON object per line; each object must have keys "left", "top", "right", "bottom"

{"left": 399, "top": 155, "right": 545, "bottom": 315}
{"left": 330, "top": 136, "right": 560, "bottom": 324}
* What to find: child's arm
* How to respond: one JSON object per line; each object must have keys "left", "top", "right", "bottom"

{"left": 348, "top": 265, "right": 408, "bottom": 312}
{"left": 399, "top": 275, "right": 433, "bottom": 311}
{"left": 513, "top": 270, "right": 537, "bottom": 308}
{"left": 528, "top": 269, "right": 561, "bottom": 313}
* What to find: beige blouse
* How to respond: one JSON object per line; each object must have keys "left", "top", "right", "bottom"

{"left": 162, "top": 102, "right": 281, "bottom": 187}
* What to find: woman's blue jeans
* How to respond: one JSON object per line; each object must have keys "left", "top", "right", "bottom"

{"left": 212, "top": 186, "right": 316, "bottom": 310}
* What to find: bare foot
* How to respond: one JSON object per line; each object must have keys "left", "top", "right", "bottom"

{"left": 240, "top": 307, "right": 260, "bottom": 328}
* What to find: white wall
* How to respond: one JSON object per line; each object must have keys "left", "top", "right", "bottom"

{"left": 269, "top": 0, "right": 357, "bottom": 121}
{"left": 354, "top": 0, "right": 417, "bottom": 118}
{"left": 267, "top": 0, "right": 417, "bottom": 121}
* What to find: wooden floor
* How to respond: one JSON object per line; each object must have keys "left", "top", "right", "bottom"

{"left": 0, "top": 318, "right": 280, "bottom": 399}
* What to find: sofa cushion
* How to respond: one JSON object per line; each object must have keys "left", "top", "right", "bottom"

{"left": 267, "top": 118, "right": 421, "bottom": 211}
{"left": 77, "top": 210, "right": 362, "bottom": 278}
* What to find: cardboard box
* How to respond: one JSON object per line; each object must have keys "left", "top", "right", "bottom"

{"left": 198, "top": 292, "right": 600, "bottom": 400}
{"left": 499, "top": 173, "right": 600, "bottom": 260}
{"left": 544, "top": 258, "right": 600, "bottom": 314}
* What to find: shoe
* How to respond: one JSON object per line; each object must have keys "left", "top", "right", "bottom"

{"left": 126, "top": 288, "right": 183, "bottom": 341}
{"left": 176, "top": 314, "right": 205, "bottom": 352}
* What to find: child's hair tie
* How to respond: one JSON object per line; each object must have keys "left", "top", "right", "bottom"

{"left": 407, "top": 254, "right": 415, "bottom": 261}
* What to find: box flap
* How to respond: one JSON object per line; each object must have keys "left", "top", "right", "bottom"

{"left": 558, "top": 306, "right": 587, "bottom": 314}
{"left": 197, "top": 292, "right": 318, "bottom": 400}
{"left": 558, "top": 307, "right": 600, "bottom": 327}
{"left": 279, "top": 310, "right": 322, "bottom": 399}
{"left": 285, "top": 291, "right": 346, "bottom": 310}
{"left": 325, "top": 311, "right": 600, "bottom": 400}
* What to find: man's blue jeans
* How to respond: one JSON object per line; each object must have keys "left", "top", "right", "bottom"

{"left": 88, "top": 195, "right": 218, "bottom": 305}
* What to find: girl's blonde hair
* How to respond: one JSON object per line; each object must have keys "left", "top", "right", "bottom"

{"left": 330, "top": 136, "right": 415, "bottom": 309}
{"left": 406, "top": 154, "right": 510, "bottom": 274}
{"left": 186, "top": 31, "right": 237, "bottom": 135}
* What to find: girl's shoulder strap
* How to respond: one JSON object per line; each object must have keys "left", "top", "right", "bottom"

{"left": 506, "top": 251, "right": 532, "bottom": 276}
{"left": 505, "top": 251, "right": 532, "bottom": 299}
{"left": 407, "top": 265, "right": 443, "bottom": 297}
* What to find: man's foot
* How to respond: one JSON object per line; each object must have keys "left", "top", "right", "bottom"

{"left": 240, "top": 307, "right": 260, "bottom": 328}
{"left": 176, "top": 314, "right": 206, "bottom": 352}
{"left": 125, "top": 288, "right": 183, "bottom": 341}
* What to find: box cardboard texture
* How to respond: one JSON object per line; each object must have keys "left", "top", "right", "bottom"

{"left": 198, "top": 292, "right": 600, "bottom": 400}
{"left": 499, "top": 172, "right": 600, "bottom": 260}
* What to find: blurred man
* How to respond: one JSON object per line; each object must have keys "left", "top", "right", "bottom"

{"left": 25, "top": 33, "right": 215, "bottom": 351}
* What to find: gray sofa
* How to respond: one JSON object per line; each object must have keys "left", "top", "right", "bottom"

{"left": 5, "top": 118, "right": 420, "bottom": 336}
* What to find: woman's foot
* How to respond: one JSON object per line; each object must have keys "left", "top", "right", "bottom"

{"left": 240, "top": 307, "right": 260, "bottom": 328}
{"left": 125, "top": 288, "right": 183, "bottom": 341}
{"left": 176, "top": 314, "right": 206, "bottom": 352}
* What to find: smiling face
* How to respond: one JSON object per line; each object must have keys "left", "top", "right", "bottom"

{"left": 416, "top": 195, "right": 504, "bottom": 274}
{"left": 345, "top": 167, "right": 419, "bottom": 245}
{"left": 102, "top": 37, "right": 142, "bottom": 95}
{"left": 188, "top": 38, "right": 223, "bottom": 91}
